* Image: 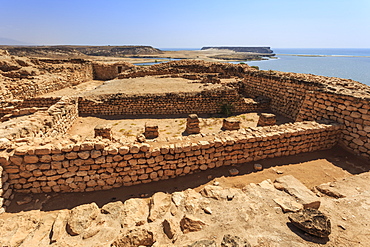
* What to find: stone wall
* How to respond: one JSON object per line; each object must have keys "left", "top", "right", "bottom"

{"left": 243, "top": 71, "right": 314, "bottom": 120}
{"left": 92, "top": 62, "right": 134, "bottom": 80}
{"left": 296, "top": 90, "right": 370, "bottom": 158}
{"left": 0, "top": 97, "right": 78, "bottom": 141}
{"left": 117, "top": 60, "right": 250, "bottom": 79}
{"left": 1, "top": 121, "right": 341, "bottom": 194}
{"left": 78, "top": 88, "right": 268, "bottom": 116}
{"left": 242, "top": 69, "right": 370, "bottom": 159}
{"left": 0, "top": 166, "right": 11, "bottom": 213}
{"left": 2, "top": 60, "right": 93, "bottom": 101}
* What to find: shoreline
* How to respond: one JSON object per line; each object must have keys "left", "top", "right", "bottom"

{"left": 276, "top": 53, "right": 370, "bottom": 58}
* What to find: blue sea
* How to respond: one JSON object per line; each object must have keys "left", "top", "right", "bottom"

{"left": 157, "top": 48, "right": 370, "bottom": 86}
{"left": 247, "top": 48, "right": 370, "bottom": 86}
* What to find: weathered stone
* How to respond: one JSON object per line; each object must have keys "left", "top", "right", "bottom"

{"left": 274, "top": 175, "right": 320, "bottom": 209}
{"left": 254, "top": 163, "right": 263, "bottom": 171}
{"left": 24, "top": 155, "right": 39, "bottom": 164}
{"left": 144, "top": 123, "right": 159, "bottom": 139}
{"left": 188, "top": 240, "right": 217, "bottom": 247}
{"left": 273, "top": 198, "right": 303, "bottom": 213}
{"left": 186, "top": 114, "right": 201, "bottom": 134}
{"left": 288, "top": 208, "right": 331, "bottom": 238}
{"left": 222, "top": 118, "right": 240, "bottom": 131}
{"left": 229, "top": 168, "right": 239, "bottom": 175}
{"left": 221, "top": 234, "right": 251, "bottom": 247}
{"left": 257, "top": 113, "right": 276, "bottom": 126}
{"left": 201, "top": 185, "right": 238, "bottom": 201}
{"left": 112, "top": 228, "right": 155, "bottom": 247}
{"left": 180, "top": 215, "right": 206, "bottom": 233}
{"left": 148, "top": 192, "right": 171, "bottom": 222}
{"left": 66, "top": 202, "right": 100, "bottom": 236}
{"left": 162, "top": 218, "right": 178, "bottom": 240}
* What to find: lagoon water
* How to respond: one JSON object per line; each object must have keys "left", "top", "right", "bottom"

{"left": 246, "top": 48, "right": 370, "bottom": 86}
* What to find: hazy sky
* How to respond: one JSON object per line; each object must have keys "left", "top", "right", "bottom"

{"left": 0, "top": 0, "right": 369, "bottom": 48}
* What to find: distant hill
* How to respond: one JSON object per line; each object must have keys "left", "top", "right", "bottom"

{"left": 0, "top": 45, "right": 162, "bottom": 58}
{"left": 0, "top": 37, "right": 30, "bottom": 45}
{"left": 201, "top": 46, "right": 274, "bottom": 54}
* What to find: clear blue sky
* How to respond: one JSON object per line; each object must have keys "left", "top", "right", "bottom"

{"left": 0, "top": 0, "right": 369, "bottom": 48}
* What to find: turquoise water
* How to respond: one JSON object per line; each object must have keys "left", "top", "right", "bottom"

{"left": 247, "top": 48, "right": 370, "bottom": 85}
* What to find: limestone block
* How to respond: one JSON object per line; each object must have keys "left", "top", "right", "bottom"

{"left": 186, "top": 114, "right": 200, "bottom": 134}
{"left": 94, "top": 124, "right": 113, "bottom": 140}
{"left": 144, "top": 124, "right": 159, "bottom": 139}
{"left": 222, "top": 118, "right": 240, "bottom": 131}
{"left": 257, "top": 113, "right": 276, "bottom": 127}
{"left": 274, "top": 175, "right": 320, "bottom": 209}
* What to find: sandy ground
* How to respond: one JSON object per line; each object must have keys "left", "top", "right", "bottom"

{"left": 67, "top": 112, "right": 291, "bottom": 144}
{"left": 39, "top": 76, "right": 235, "bottom": 98}
{"left": 40, "top": 80, "right": 105, "bottom": 98}
{"left": 88, "top": 49, "right": 246, "bottom": 64}
{"left": 82, "top": 77, "right": 224, "bottom": 96}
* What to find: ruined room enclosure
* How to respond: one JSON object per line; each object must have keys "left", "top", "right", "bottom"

{"left": 38, "top": 75, "right": 291, "bottom": 142}
{"left": 0, "top": 58, "right": 370, "bottom": 213}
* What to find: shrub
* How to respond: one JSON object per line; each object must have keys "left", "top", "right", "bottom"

{"left": 219, "top": 102, "right": 234, "bottom": 116}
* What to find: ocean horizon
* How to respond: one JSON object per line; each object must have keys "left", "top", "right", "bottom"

{"left": 158, "top": 48, "right": 370, "bottom": 86}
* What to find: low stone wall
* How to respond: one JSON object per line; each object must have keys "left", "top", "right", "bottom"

{"left": 78, "top": 88, "right": 269, "bottom": 116}
{"left": 243, "top": 71, "right": 314, "bottom": 120}
{"left": 0, "top": 167, "right": 11, "bottom": 212}
{"left": 296, "top": 90, "right": 370, "bottom": 158}
{"left": 118, "top": 60, "right": 250, "bottom": 79}
{"left": 4, "top": 61, "right": 93, "bottom": 101}
{"left": 242, "top": 69, "right": 370, "bottom": 159}
{"left": 0, "top": 97, "right": 78, "bottom": 141}
{"left": 1, "top": 121, "right": 341, "bottom": 194}
{"left": 0, "top": 98, "right": 61, "bottom": 118}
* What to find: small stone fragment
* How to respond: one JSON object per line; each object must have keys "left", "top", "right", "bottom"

{"left": 16, "top": 196, "right": 32, "bottom": 205}
{"left": 180, "top": 215, "right": 206, "bottom": 233}
{"left": 254, "top": 163, "right": 263, "bottom": 171}
{"left": 229, "top": 168, "right": 239, "bottom": 176}
{"left": 188, "top": 240, "right": 217, "bottom": 247}
{"left": 221, "top": 234, "right": 251, "bottom": 247}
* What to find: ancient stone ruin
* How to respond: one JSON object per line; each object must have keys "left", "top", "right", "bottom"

{"left": 0, "top": 51, "right": 369, "bottom": 219}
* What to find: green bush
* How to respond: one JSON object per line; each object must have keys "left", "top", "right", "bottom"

{"left": 251, "top": 65, "right": 259, "bottom": 70}
{"left": 220, "top": 102, "right": 234, "bottom": 116}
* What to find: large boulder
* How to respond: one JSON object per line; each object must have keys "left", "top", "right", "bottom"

{"left": 288, "top": 208, "right": 331, "bottom": 238}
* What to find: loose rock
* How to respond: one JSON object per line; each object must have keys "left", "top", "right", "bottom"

{"left": 288, "top": 208, "right": 331, "bottom": 238}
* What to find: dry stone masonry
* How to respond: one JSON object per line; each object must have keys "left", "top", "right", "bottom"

{"left": 144, "top": 124, "right": 159, "bottom": 139}
{"left": 1, "top": 121, "right": 341, "bottom": 195}
{"left": 185, "top": 114, "right": 200, "bottom": 134}
{"left": 257, "top": 113, "right": 277, "bottom": 126}
{"left": 0, "top": 57, "right": 369, "bottom": 212}
{"left": 222, "top": 118, "right": 241, "bottom": 131}
{"left": 94, "top": 124, "right": 113, "bottom": 140}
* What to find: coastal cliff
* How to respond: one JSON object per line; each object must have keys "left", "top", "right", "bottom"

{"left": 202, "top": 46, "right": 274, "bottom": 54}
